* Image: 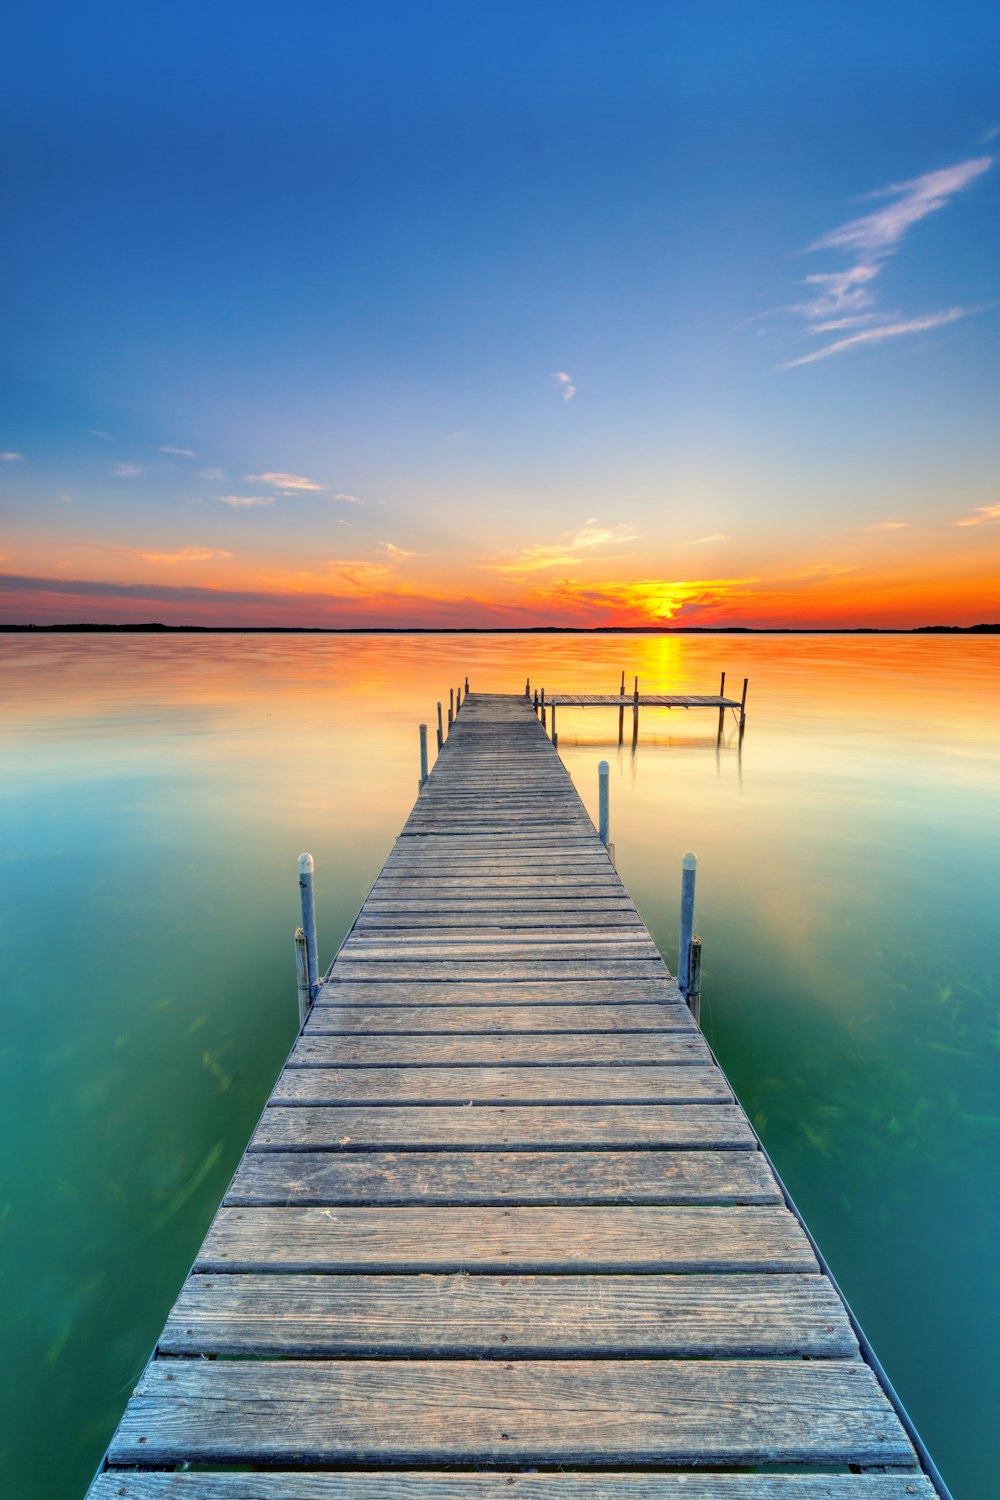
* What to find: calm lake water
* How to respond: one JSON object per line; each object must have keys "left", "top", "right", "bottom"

{"left": 1, "top": 631, "right": 998, "bottom": 1496}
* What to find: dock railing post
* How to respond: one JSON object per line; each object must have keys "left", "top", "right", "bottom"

{"left": 297, "top": 853, "right": 320, "bottom": 1001}
{"left": 436, "top": 702, "right": 443, "bottom": 751}
{"left": 419, "top": 723, "right": 428, "bottom": 788}
{"left": 678, "top": 851, "right": 697, "bottom": 998}
{"left": 598, "top": 760, "right": 610, "bottom": 846}
{"left": 551, "top": 699, "right": 558, "bottom": 749}
{"left": 688, "top": 935, "right": 702, "bottom": 1025}
{"left": 294, "top": 927, "right": 311, "bottom": 1027}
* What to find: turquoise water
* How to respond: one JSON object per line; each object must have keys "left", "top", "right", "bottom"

{"left": 1, "top": 632, "right": 997, "bottom": 1496}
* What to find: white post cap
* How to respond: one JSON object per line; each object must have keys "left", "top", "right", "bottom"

{"left": 298, "top": 853, "right": 314, "bottom": 875}
{"left": 682, "top": 851, "right": 698, "bottom": 870}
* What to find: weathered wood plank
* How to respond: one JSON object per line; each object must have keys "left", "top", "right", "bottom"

{"left": 197, "top": 1205, "right": 816, "bottom": 1272}
{"left": 162, "top": 1271, "right": 858, "bottom": 1356}
{"left": 108, "top": 1358, "right": 914, "bottom": 1467}
{"left": 224, "top": 1147, "right": 783, "bottom": 1205}
{"left": 314, "top": 979, "right": 683, "bottom": 1004}
{"left": 330, "top": 963, "right": 670, "bottom": 979}
{"left": 303, "top": 1003, "right": 689, "bottom": 1033}
{"left": 88, "top": 1475, "right": 939, "bottom": 1500}
{"left": 251, "top": 1102, "right": 754, "bottom": 1151}
{"left": 272, "top": 1065, "right": 730, "bottom": 1105}
{"left": 291, "top": 1033, "right": 709, "bottom": 1063}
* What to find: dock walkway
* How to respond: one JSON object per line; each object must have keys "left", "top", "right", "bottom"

{"left": 89, "top": 693, "right": 939, "bottom": 1498}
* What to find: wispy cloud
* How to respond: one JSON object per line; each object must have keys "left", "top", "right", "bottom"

{"left": 1, "top": 451, "right": 23, "bottom": 461}
{"left": 810, "top": 158, "right": 992, "bottom": 257}
{"left": 248, "top": 471, "right": 326, "bottom": 494}
{"left": 198, "top": 467, "right": 225, "bottom": 480}
{"left": 89, "top": 429, "right": 113, "bottom": 441}
{"left": 768, "top": 156, "right": 992, "bottom": 369}
{"left": 778, "top": 307, "right": 971, "bottom": 370}
{"left": 112, "top": 462, "right": 143, "bottom": 478}
{"left": 858, "top": 519, "right": 908, "bottom": 531}
{"left": 160, "top": 445, "right": 196, "bottom": 458}
{"left": 380, "top": 541, "right": 415, "bottom": 559}
{"left": 99, "top": 545, "right": 233, "bottom": 565}
{"left": 686, "top": 533, "right": 730, "bottom": 545}
{"left": 552, "top": 371, "right": 576, "bottom": 401}
{"left": 953, "top": 502, "right": 1000, "bottom": 527}
{"left": 216, "top": 494, "right": 273, "bottom": 508}
{"left": 335, "top": 492, "right": 367, "bottom": 505}
{"left": 490, "top": 522, "right": 638, "bottom": 574}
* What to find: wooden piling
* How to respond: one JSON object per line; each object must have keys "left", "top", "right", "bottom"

{"left": 419, "top": 724, "right": 428, "bottom": 788}
{"left": 740, "top": 677, "right": 749, "bottom": 730}
{"left": 293, "top": 928, "right": 310, "bottom": 1028}
{"left": 688, "top": 935, "right": 702, "bottom": 1026}
{"left": 679, "top": 852, "right": 697, "bottom": 1000}
{"left": 618, "top": 670, "right": 625, "bottom": 742}
{"left": 297, "top": 853, "right": 319, "bottom": 1001}
{"left": 436, "top": 702, "right": 443, "bottom": 751}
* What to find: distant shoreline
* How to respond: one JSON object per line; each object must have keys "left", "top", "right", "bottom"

{"left": 2, "top": 623, "right": 998, "bottom": 636}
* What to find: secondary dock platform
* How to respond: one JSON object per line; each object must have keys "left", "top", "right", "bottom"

{"left": 88, "top": 692, "right": 942, "bottom": 1498}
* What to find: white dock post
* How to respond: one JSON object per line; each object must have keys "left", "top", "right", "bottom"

{"left": 688, "top": 935, "right": 702, "bottom": 1025}
{"left": 679, "top": 851, "right": 697, "bottom": 998}
{"left": 419, "top": 723, "right": 428, "bottom": 787}
{"left": 598, "top": 760, "right": 610, "bottom": 846}
{"left": 436, "top": 702, "right": 443, "bottom": 751}
{"left": 294, "top": 927, "right": 311, "bottom": 1027}
{"left": 297, "top": 853, "right": 319, "bottom": 1000}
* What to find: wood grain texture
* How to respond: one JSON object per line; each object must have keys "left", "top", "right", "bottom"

{"left": 89, "top": 1476, "right": 938, "bottom": 1500}
{"left": 303, "top": 1002, "right": 689, "bottom": 1033}
{"left": 223, "top": 1147, "right": 783, "bottom": 1206}
{"left": 251, "top": 1102, "right": 755, "bottom": 1150}
{"left": 196, "top": 1205, "right": 817, "bottom": 1272}
{"left": 290, "top": 1034, "right": 709, "bottom": 1063}
{"left": 314, "top": 980, "right": 683, "bottom": 1004}
{"left": 271, "top": 1065, "right": 730, "bottom": 1105}
{"left": 108, "top": 1358, "right": 914, "bottom": 1467}
{"left": 162, "top": 1271, "right": 857, "bottom": 1357}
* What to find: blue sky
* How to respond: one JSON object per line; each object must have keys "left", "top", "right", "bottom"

{"left": 2, "top": 1, "right": 998, "bottom": 625}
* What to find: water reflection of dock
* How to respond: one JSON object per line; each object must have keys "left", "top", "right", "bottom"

{"left": 87, "top": 692, "right": 945, "bottom": 1498}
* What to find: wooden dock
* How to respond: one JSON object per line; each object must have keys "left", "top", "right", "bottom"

{"left": 88, "top": 692, "right": 942, "bottom": 1498}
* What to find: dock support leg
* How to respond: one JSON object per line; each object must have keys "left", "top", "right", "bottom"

{"left": 688, "top": 936, "right": 702, "bottom": 1025}
{"left": 740, "top": 677, "right": 749, "bottom": 732}
{"left": 598, "top": 759, "right": 610, "bottom": 846}
{"left": 678, "top": 851, "right": 697, "bottom": 999}
{"left": 718, "top": 672, "right": 726, "bottom": 740}
{"left": 294, "top": 928, "right": 311, "bottom": 1027}
{"left": 419, "top": 723, "right": 428, "bottom": 788}
{"left": 436, "top": 702, "right": 443, "bottom": 751}
{"left": 297, "top": 853, "right": 319, "bottom": 1001}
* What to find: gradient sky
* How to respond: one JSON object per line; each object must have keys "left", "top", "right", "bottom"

{"left": 2, "top": 1, "right": 999, "bottom": 627}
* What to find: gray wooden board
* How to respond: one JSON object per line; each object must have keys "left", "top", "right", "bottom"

{"left": 341, "top": 938, "right": 661, "bottom": 954}
{"left": 304, "top": 1003, "right": 690, "bottom": 1033}
{"left": 355, "top": 914, "right": 645, "bottom": 929}
{"left": 315, "top": 980, "right": 683, "bottom": 1004}
{"left": 290, "top": 1034, "right": 709, "bottom": 1063}
{"left": 223, "top": 1147, "right": 783, "bottom": 1206}
{"left": 271, "top": 1065, "right": 732, "bottom": 1105}
{"left": 251, "top": 1103, "right": 754, "bottom": 1150}
{"left": 197, "top": 1205, "right": 816, "bottom": 1273}
{"left": 108, "top": 1358, "right": 913, "bottom": 1466}
{"left": 161, "top": 1272, "right": 857, "bottom": 1357}
{"left": 330, "top": 963, "right": 671, "bottom": 979}
{"left": 89, "top": 1475, "right": 938, "bottom": 1500}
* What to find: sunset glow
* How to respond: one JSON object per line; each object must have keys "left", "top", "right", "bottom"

{"left": 2, "top": 4, "right": 998, "bottom": 629}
